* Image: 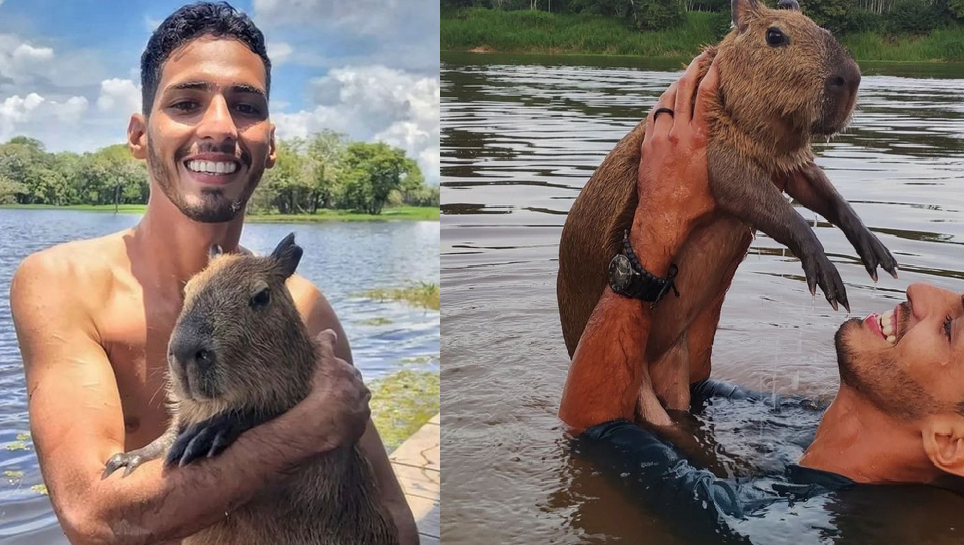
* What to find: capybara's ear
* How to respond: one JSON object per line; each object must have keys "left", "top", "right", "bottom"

{"left": 270, "top": 232, "right": 303, "bottom": 278}
{"left": 732, "top": 0, "right": 760, "bottom": 32}
{"left": 777, "top": 0, "right": 800, "bottom": 10}
{"left": 209, "top": 244, "right": 223, "bottom": 262}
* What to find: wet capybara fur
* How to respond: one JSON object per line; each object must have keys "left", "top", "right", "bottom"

{"left": 557, "top": 0, "right": 897, "bottom": 412}
{"left": 103, "top": 233, "right": 398, "bottom": 545}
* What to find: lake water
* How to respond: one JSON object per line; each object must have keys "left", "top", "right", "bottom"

{"left": 0, "top": 209, "right": 439, "bottom": 544}
{"left": 441, "top": 53, "right": 964, "bottom": 544}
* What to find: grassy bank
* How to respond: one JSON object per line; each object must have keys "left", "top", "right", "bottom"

{"left": 441, "top": 8, "right": 964, "bottom": 62}
{"left": 0, "top": 204, "right": 440, "bottom": 222}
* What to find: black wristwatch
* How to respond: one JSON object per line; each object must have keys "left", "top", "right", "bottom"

{"left": 608, "top": 231, "right": 680, "bottom": 308}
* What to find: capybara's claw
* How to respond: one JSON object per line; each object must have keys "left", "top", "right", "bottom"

{"left": 166, "top": 410, "right": 262, "bottom": 468}
{"left": 802, "top": 247, "right": 848, "bottom": 312}
{"left": 103, "top": 452, "right": 144, "bottom": 479}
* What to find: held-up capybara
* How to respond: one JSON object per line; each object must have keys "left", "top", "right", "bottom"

{"left": 103, "top": 233, "right": 398, "bottom": 545}
{"left": 557, "top": 0, "right": 898, "bottom": 416}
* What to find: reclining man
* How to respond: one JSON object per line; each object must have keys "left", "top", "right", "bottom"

{"left": 558, "top": 54, "right": 964, "bottom": 540}
{"left": 9, "top": 3, "right": 417, "bottom": 544}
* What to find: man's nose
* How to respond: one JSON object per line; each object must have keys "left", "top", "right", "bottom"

{"left": 196, "top": 96, "right": 238, "bottom": 141}
{"left": 906, "top": 282, "right": 955, "bottom": 320}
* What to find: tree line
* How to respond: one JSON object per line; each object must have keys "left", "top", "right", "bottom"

{"left": 441, "top": 0, "right": 964, "bottom": 35}
{"left": 0, "top": 132, "right": 439, "bottom": 215}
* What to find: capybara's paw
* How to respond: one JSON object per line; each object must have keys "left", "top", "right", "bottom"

{"left": 801, "top": 249, "right": 849, "bottom": 313}
{"left": 852, "top": 227, "right": 899, "bottom": 282}
{"left": 166, "top": 411, "right": 258, "bottom": 468}
{"left": 103, "top": 451, "right": 147, "bottom": 479}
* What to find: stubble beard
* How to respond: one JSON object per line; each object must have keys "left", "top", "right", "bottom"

{"left": 834, "top": 319, "right": 934, "bottom": 421}
{"left": 147, "top": 137, "right": 259, "bottom": 223}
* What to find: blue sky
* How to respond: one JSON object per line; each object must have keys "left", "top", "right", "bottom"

{"left": 0, "top": 0, "right": 440, "bottom": 183}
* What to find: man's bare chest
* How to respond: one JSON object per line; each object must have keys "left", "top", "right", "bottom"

{"left": 97, "top": 292, "right": 183, "bottom": 450}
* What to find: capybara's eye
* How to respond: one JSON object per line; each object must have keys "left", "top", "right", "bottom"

{"left": 766, "top": 27, "right": 788, "bottom": 47}
{"left": 251, "top": 287, "right": 271, "bottom": 307}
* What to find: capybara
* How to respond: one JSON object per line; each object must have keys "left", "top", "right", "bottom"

{"left": 103, "top": 233, "right": 398, "bottom": 545}
{"left": 557, "top": 0, "right": 897, "bottom": 417}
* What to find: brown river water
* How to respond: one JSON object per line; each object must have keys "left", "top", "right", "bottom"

{"left": 441, "top": 53, "right": 964, "bottom": 545}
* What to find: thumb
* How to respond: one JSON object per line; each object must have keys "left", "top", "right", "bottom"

{"left": 315, "top": 329, "right": 338, "bottom": 353}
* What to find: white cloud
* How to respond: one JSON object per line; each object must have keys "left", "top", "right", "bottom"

{"left": 97, "top": 78, "right": 140, "bottom": 115}
{"left": 272, "top": 65, "right": 439, "bottom": 185}
{"left": 12, "top": 43, "right": 53, "bottom": 62}
{"left": 0, "top": 92, "right": 89, "bottom": 144}
{"left": 254, "top": 0, "right": 401, "bottom": 34}
{"left": 268, "top": 41, "right": 293, "bottom": 66}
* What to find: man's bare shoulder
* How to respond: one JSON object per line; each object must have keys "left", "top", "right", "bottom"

{"left": 11, "top": 230, "right": 131, "bottom": 307}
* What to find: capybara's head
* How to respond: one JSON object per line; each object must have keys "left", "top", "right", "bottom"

{"left": 168, "top": 233, "right": 315, "bottom": 411}
{"left": 716, "top": 0, "right": 860, "bottom": 139}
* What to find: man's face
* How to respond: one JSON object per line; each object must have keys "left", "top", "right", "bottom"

{"left": 139, "top": 35, "right": 275, "bottom": 223}
{"left": 835, "top": 283, "right": 964, "bottom": 420}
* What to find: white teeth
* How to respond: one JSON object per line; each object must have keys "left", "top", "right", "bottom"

{"left": 887, "top": 335, "right": 896, "bottom": 345}
{"left": 187, "top": 160, "right": 238, "bottom": 175}
{"left": 881, "top": 310, "right": 894, "bottom": 336}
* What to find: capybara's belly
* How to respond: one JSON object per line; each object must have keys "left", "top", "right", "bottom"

{"left": 645, "top": 213, "right": 752, "bottom": 361}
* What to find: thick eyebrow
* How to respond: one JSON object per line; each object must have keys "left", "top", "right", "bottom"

{"left": 164, "top": 81, "right": 266, "bottom": 99}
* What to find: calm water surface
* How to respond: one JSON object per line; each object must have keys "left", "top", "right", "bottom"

{"left": 441, "top": 54, "right": 964, "bottom": 544}
{"left": 0, "top": 209, "right": 439, "bottom": 544}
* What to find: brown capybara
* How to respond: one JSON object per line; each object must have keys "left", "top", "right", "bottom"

{"left": 557, "top": 0, "right": 898, "bottom": 416}
{"left": 103, "top": 233, "right": 398, "bottom": 545}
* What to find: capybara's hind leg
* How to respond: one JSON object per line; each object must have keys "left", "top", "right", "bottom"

{"left": 687, "top": 291, "right": 725, "bottom": 384}
{"left": 649, "top": 334, "right": 691, "bottom": 411}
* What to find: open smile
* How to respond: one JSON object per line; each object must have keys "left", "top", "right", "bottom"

{"left": 182, "top": 156, "right": 242, "bottom": 185}
{"left": 864, "top": 304, "right": 900, "bottom": 346}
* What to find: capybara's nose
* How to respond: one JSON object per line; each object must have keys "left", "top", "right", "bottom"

{"left": 827, "top": 59, "right": 861, "bottom": 96}
{"left": 169, "top": 335, "right": 217, "bottom": 371}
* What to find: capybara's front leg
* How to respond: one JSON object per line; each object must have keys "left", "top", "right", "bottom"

{"left": 708, "top": 147, "right": 849, "bottom": 312}
{"left": 102, "top": 425, "right": 179, "bottom": 478}
{"left": 783, "top": 162, "right": 898, "bottom": 281}
{"left": 166, "top": 408, "right": 274, "bottom": 468}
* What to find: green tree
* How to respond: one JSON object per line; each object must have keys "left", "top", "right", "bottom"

{"left": 306, "top": 130, "right": 348, "bottom": 211}
{"left": 339, "top": 143, "right": 423, "bottom": 215}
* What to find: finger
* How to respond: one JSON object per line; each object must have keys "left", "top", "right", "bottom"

{"left": 693, "top": 59, "right": 720, "bottom": 128}
{"left": 674, "top": 53, "right": 706, "bottom": 126}
{"left": 654, "top": 82, "right": 678, "bottom": 135}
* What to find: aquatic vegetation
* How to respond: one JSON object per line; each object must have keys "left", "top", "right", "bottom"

{"left": 360, "top": 317, "right": 394, "bottom": 326}
{"left": 369, "top": 370, "right": 440, "bottom": 452}
{"left": 360, "top": 282, "right": 440, "bottom": 311}
{"left": 30, "top": 484, "right": 47, "bottom": 495}
{"left": 3, "top": 470, "right": 24, "bottom": 480}
{"left": 6, "top": 432, "right": 31, "bottom": 451}
{"left": 400, "top": 355, "right": 440, "bottom": 366}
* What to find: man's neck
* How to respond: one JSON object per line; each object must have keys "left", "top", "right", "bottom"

{"left": 130, "top": 190, "right": 245, "bottom": 288}
{"left": 800, "top": 385, "right": 940, "bottom": 484}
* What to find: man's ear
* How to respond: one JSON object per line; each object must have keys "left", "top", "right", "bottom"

{"left": 266, "top": 123, "right": 277, "bottom": 169}
{"left": 128, "top": 113, "right": 148, "bottom": 160}
{"left": 922, "top": 414, "right": 964, "bottom": 478}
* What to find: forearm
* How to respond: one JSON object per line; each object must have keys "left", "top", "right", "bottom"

{"left": 558, "top": 207, "right": 680, "bottom": 431}
{"left": 71, "top": 405, "right": 321, "bottom": 545}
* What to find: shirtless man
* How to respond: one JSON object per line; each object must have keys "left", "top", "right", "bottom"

{"left": 558, "top": 55, "right": 964, "bottom": 540}
{"left": 9, "top": 3, "right": 417, "bottom": 544}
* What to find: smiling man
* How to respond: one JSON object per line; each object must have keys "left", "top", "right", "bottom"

{"left": 558, "top": 54, "right": 964, "bottom": 542}
{"left": 8, "top": 3, "right": 416, "bottom": 544}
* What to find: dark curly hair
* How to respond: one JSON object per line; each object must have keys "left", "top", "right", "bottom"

{"left": 140, "top": 1, "right": 271, "bottom": 116}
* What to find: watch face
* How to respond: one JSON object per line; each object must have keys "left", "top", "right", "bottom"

{"left": 609, "top": 254, "right": 634, "bottom": 291}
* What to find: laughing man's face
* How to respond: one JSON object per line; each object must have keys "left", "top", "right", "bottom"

{"left": 137, "top": 35, "right": 275, "bottom": 223}
{"left": 835, "top": 283, "right": 964, "bottom": 420}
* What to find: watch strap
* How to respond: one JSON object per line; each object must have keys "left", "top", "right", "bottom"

{"left": 620, "top": 230, "right": 680, "bottom": 309}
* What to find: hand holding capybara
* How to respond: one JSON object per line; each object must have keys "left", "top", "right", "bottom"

{"left": 557, "top": 0, "right": 897, "bottom": 415}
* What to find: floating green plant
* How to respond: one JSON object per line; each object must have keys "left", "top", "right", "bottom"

{"left": 31, "top": 484, "right": 48, "bottom": 495}
{"left": 369, "top": 369, "right": 440, "bottom": 452}
{"left": 359, "top": 282, "right": 440, "bottom": 311}
{"left": 360, "top": 317, "right": 394, "bottom": 326}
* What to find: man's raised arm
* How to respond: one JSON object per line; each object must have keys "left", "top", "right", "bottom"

{"left": 10, "top": 252, "right": 371, "bottom": 545}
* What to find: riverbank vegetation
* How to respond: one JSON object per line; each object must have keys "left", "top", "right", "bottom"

{"left": 0, "top": 131, "right": 439, "bottom": 217}
{"left": 360, "top": 283, "right": 441, "bottom": 311}
{"left": 441, "top": 0, "right": 964, "bottom": 61}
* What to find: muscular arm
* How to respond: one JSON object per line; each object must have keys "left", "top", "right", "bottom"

{"left": 292, "top": 277, "right": 419, "bottom": 545}
{"left": 11, "top": 254, "right": 346, "bottom": 545}
{"left": 558, "top": 218, "right": 680, "bottom": 432}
